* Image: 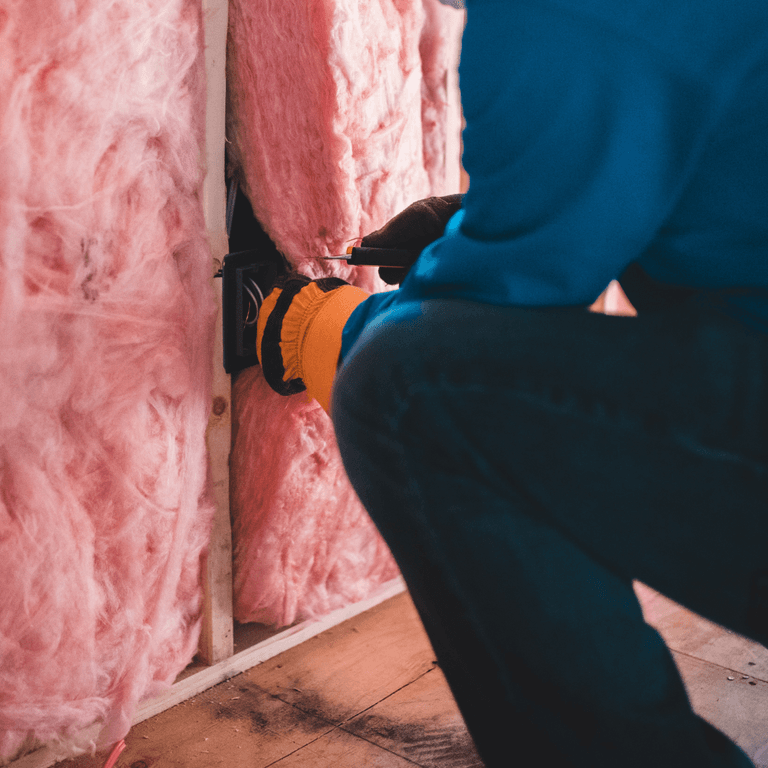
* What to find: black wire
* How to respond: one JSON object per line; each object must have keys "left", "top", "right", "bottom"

{"left": 226, "top": 178, "right": 238, "bottom": 239}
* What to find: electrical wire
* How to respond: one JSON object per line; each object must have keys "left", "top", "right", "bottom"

{"left": 101, "top": 740, "right": 126, "bottom": 768}
{"left": 243, "top": 277, "right": 264, "bottom": 326}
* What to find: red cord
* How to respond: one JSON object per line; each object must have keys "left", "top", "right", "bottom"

{"left": 101, "top": 740, "right": 126, "bottom": 768}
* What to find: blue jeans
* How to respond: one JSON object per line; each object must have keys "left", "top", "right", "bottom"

{"left": 331, "top": 298, "right": 768, "bottom": 767}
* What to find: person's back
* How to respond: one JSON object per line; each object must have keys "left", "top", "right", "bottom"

{"left": 341, "top": 0, "right": 768, "bottom": 352}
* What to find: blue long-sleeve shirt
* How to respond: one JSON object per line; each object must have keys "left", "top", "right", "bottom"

{"left": 342, "top": 0, "right": 768, "bottom": 358}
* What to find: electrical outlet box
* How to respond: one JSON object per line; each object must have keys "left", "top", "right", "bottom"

{"left": 220, "top": 249, "right": 282, "bottom": 374}
{"left": 220, "top": 178, "right": 287, "bottom": 375}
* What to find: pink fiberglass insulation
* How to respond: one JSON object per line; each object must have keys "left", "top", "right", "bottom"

{"left": 227, "top": 0, "right": 464, "bottom": 626}
{"left": 0, "top": 0, "right": 216, "bottom": 759}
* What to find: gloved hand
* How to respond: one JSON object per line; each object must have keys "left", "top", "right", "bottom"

{"left": 255, "top": 273, "right": 370, "bottom": 413}
{"left": 361, "top": 194, "right": 464, "bottom": 285}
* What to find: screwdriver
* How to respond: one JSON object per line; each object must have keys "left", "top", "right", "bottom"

{"left": 322, "top": 246, "right": 419, "bottom": 268}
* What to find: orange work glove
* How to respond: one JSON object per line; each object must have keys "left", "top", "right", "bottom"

{"left": 255, "top": 274, "right": 370, "bottom": 414}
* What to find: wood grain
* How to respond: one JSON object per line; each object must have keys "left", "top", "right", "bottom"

{"left": 55, "top": 681, "right": 335, "bottom": 768}
{"left": 246, "top": 593, "right": 437, "bottom": 724}
{"left": 269, "top": 727, "right": 416, "bottom": 768}
{"left": 54, "top": 593, "right": 452, "bottom": 768}
{"left": 54, "top": 587, "right": 768, "bottom": 768}
{"left": 344, "top": 667, "right": 483, "bottom": 768}
{"left": 199, "top": 0, "right": 234, "bottom": 666}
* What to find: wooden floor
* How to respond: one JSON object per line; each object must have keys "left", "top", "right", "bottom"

{"left": 56, "top": 585, "right": 768, "bottom": 768}
{"left": 56, "top": 592, "right": 482, "bottom": 768}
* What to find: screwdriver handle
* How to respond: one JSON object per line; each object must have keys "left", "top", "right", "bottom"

{"left": 345, "top": 246, "right": 420, "bottom": 268}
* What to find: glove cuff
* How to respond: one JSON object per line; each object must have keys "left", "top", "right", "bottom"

{"left": 256, "top": 276, "right": 369, "bottom": 412}
{"left": 299, "top": 284, "right": 370, "bottom": 413}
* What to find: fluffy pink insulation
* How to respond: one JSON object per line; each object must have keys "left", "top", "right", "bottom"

{"left": 227, "top": 0, "right": 464, "bottom": 626}
{"left": 0, "top": 0, "right": 216, "bottom": 759}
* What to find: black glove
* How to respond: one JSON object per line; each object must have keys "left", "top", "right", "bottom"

{"left": 361, "top": 194, "right": 464, "bottom": 285}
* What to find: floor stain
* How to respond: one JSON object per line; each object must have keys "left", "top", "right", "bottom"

{"left": 204, "top": 679, "right": 331, "bottom": 737}
{"left": 344, "top": 712, "right": 484, "bottom": 768}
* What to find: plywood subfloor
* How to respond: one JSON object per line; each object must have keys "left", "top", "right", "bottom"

{"left": 55, "top": 592, "right": 482, "bottom": 768}
{"left": 56, "top": 586, "right": 768, "bottom": 768}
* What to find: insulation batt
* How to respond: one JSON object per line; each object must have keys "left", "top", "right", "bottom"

{"left": 0, "top": 0, "right": 216, "bottom": 759}
{"left": 227, "top": 0, "right": 463, "bottom": 626}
